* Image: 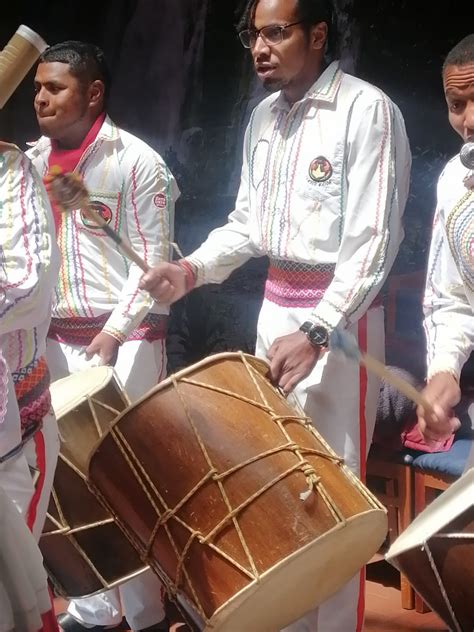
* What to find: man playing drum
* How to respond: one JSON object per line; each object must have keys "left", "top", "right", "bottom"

{"left": 140, "top": 0, "right": 411, "bottom": 629}
{"left": 28, "top": 41, "right": 179, "bottom": 632}
{"left": 417, "top": 34, "right": 474, "bottom": 449}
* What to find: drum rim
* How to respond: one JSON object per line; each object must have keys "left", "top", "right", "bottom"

{"left": 50, "top": 366, "right": 120, "bottom": 417}
{"left": 204, "top": 508, "right": 387, "bottom": 630}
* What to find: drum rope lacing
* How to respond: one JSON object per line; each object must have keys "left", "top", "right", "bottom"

{"left": 44, "top": 393, "right": 126, "bottom": 592}
{"left": 103, "top": 354, "right": 350, "bottom": 621}
{"left": 46, "top": 488, "right": 113, "bottom": 589}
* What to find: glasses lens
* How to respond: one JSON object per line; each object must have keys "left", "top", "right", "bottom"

{"left": 238, "top": 29, "right": 252, "bottom": 48}
{"left": 261, "top": 25, "right": 283, "bottom": 45}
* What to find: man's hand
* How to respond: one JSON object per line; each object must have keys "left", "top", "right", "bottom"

{"left": 417, "top": 372, "right": 462, "bottom": 443}
{"left": 85, "top": 332, "right": 120, "bottom": 366}
{"left": 267, "top": 331, "right": 322, "bottom": 395}
{"left": 139, "top": 262, "right": 187, "bottom": 303}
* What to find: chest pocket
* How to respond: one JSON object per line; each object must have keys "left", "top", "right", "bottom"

{"left": 297, "top": 141, "right": 344, "bottom": 205}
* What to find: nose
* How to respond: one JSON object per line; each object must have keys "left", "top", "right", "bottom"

{"left": 252, "top": 34, "right": 271, "bottom": 59}
{"left": 34, "top": 86, "right": 47, "bottom": 108}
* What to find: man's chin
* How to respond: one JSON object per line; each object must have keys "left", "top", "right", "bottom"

{"left": 37, "top": 123, "right": 58, "bottom": 139}
{"left": 261, "top": 77, "right": 287, "bottom": 93}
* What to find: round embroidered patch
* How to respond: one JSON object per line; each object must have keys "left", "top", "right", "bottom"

{"left": 446, "top": 193, "right": 474, "bottom": 292}
{"left": 154, "top": 193, "right": 167, "bottom": 209}
{"left": 81, "top": 202, "right": 112, "bottom": 228}
{"left": 309, "top": 156, "right": 333, "bottom": 183}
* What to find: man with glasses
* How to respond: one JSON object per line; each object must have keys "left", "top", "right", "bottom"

{"left": 141, "top": 1, "right": 411, "bottom": 629}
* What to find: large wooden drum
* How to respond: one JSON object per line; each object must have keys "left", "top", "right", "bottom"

{"left": 387, "top": 467, "right": 474, "bottom": 632}
{"left": 41, "top": 367, "right": 148, "bottom": 598}
{"left": 88, "top": 352, "right": 387, "bottom": 631}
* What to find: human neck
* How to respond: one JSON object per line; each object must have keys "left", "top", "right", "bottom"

{"left": 54, "top": 112, "right": 103, "bottom": 150}
{"left": 283, "top": 61, "right": 325, "bottom": 105}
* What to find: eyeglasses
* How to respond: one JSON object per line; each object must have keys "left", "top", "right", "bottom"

{"left": 238, "top": 21, "right": 305, "bottom": 49}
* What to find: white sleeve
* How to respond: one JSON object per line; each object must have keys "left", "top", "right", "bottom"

{"left": 103, "top": 149, "right": 178, "bottom": 342}
{"left": 424, "top": 203, "right": 474, "bottom": 380}
{"left": 0, "top": 149, "right": 59, "bottom": 336}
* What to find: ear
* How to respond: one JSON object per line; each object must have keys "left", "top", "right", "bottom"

{"left": 88, "top": 79, "right": 105, "bottom": 109}
{"left": 310, "top": 21, "right": 328, "bottom": 51}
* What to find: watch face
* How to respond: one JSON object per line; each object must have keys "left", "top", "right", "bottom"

{"left": 309, "top": 325, "right": 329, "bottom": 346}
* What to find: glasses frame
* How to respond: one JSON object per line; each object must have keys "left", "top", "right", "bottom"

{"left": 238, "top": 20, "right": 305, "bottom": 49}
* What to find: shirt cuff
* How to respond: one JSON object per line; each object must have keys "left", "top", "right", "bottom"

{"left": 184, "top": 256, "right": 206, "bottom": 287}
{"left": 310, "top": 299, "right": 347, "bottom": 333}
{"left": 103, "top": 307, "right": 149, "bottom": 345}
{"left": 427, "top": 356, "right": 463, "bottom": 383}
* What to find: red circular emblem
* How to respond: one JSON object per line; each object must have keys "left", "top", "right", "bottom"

{"left": 81, "top": 202, "right": 113, "bottom": 228}
{"left": 309, "top": 156, "right": 333, "bottom": 183}
{"left": 154, "top": 193, "right": 167, "bottom": 209}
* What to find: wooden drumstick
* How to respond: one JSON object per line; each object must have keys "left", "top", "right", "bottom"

{"left": 45, "top": 167, "right": 150, "bottom": 272}
{"left": 330, "top": 327, "right": 436, "bottom": 415}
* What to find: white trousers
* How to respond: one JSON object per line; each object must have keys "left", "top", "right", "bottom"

{"left": 0, "top": 487, "right": 54, "bottom": 632}
{"left": 255, "top": 300, "right": 384, "bottom": 632}
{"left": 47, "top": 337, "right": 167, "bottom": 630}
{"left": 0, "top": 412, "right": 59, "bottom": 540}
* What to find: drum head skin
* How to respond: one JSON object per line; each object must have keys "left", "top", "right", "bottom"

{"left": 50, "top": 366, "right": 117, "bottom": 418}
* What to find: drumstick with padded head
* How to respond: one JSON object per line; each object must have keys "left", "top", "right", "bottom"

{"left": 44, "top": 167, "right": 150, "bottom": 272}
{"left": 330, "top": 327, "right": 436, "bottom": 416}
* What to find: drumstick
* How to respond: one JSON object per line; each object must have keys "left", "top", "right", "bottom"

{"left": 44, "top": 167, "right": 150, "bottom": 272}
{"left": 330, "top": 328, "right": 436, "bottom": 415}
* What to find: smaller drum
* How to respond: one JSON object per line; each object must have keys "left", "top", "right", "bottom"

{"left": 40, "top": 367, "right": 148, "bottom": 598}
{"left": 387, "top": 467, "right": 474, "bottom": 632}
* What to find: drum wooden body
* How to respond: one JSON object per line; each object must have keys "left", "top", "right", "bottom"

{"left": 387, "top": 468, "right": 474, "bottom": 632}
{"left": 41, "top": 367, "right": 148, "bottom": 598}
{"left": 89, "top": 353, "right": 387, "bottom": 630}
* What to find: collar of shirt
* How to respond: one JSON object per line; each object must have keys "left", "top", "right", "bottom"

{"left": 270, "top": 60, "right": 343, "bottom": 113}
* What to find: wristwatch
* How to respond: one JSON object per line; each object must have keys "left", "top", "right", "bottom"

{"left": 299, "top": 321, "right": 329, "bottom": 348}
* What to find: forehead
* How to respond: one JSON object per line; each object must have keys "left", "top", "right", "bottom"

{"left": 253, "top": 0, "right": 299, "bottom": 27}
{"left": 443, "top": 63, "right": 474, "bottom": 94}
{"left": 35, "top": 61, "right": 76, "bottom": 83}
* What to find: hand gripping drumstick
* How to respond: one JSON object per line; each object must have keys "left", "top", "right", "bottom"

{"left": 44, "top": 167, "right": 150, "bottom": 272}
{"left": 330, "top": 327, "right": 436, "bottom": 415}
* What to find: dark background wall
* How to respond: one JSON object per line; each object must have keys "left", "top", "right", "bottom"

{"left": 1, "top": 1, "right": 471, "bottom": 375}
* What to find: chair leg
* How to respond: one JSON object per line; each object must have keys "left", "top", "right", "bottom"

{"left": 398, "top": 466, "right": 414, "bottom": 609}
{"left": 401, "top": 574, "right": 415, "bottom": 610}
{"left": 415, "top": 592, "right": 432, "bottom": 614}
{"left": 414, "top": 472, "right": 432, "bottom": 614}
